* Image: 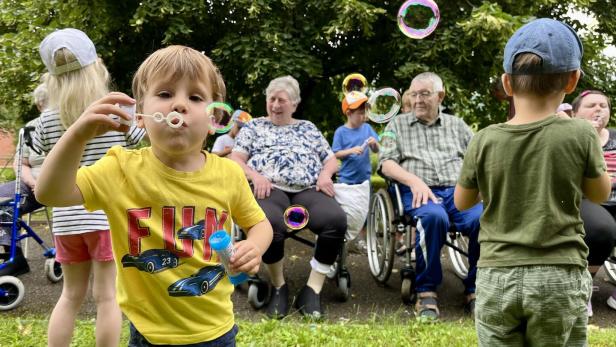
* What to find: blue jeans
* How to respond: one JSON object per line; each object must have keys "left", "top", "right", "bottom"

{"left": 128, "top": 323, "right": 238, "bottom": 347}
{"left": 396, "top": 185, "right": 482, "bottom": 293}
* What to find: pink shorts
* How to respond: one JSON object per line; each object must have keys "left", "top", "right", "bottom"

{"left": 54, "top": 230, "right": 114, "bottom": 264}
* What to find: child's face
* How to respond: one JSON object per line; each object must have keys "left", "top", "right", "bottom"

{"left": 575, "top": 94, "right": 610, "bottom": 131}
{"left": 139, "top": 76, "right": 212, "bottom": 159}
{"left": 346, "top": 106, "right": 366, "bottom": 126}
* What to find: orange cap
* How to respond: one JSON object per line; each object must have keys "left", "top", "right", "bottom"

{"left": 342, "top": 91, "right": 368, "bottom": 114}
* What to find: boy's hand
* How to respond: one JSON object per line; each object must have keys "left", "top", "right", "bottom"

{"left": 348, "top": 146, "right": 364, "bottom": 156}
{"left": 367, "top": 137, "right": 379, "bottom": 152}
{"left": 69, "top": 92, "right": 135, "bottom": 143}
{"left": 229, "top": 239, "right": 262, "bottom": 275}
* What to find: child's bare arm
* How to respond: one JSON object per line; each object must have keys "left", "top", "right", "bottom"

{"left": 229, "top": 219, "right": 273, "bottom": 275}
{"left": 583, "top": 172, "right": 611, "bottom": 204}
{"left": 454, "top": 184, "right": 481, "bottom": 211}
{"left": 35, "top": 92, "right": 135, "bottom": 207}
{"left": 335, "top": 147, "right": 363, "bottom": 158}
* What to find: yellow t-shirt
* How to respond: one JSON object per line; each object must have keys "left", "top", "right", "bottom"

{"left": 76, "top": 146, "right": 265, "bottom": 345}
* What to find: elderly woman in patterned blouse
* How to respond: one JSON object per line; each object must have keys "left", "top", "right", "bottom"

{"left": 231, "top": 75, "right": 346, "bottom": 319}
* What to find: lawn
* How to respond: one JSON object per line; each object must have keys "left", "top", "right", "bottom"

{"left": 1, "top": 316, "right": 615, "bottom": 346}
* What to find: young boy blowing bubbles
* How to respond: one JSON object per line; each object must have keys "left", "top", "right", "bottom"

{"left": 454, "top": 19, "right": 611, "bottom": 346}
{"left": 36, "top": 45, "right": 273, "bottom": 346}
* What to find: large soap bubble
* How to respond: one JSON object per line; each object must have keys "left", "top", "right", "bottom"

{"left": 342, "top": 73, "right": 368, "bottom": 94}
{"left": 366, "top": 87, "right": 401, "bottom": 123}
{"left": 206, "top": 102, "right": 234, "bottom": 134}
{"left": 379, "top": 131, "right": 398, "bottom": 153}
{"left": 397, "top": 0, "right": 440, "bottom": 39}
{"left": 284, "top": 205, "right": 309, "bottom": 230}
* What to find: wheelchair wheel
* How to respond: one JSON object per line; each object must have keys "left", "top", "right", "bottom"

{"left": 401, "top": 278, "right": 413, "bottom": 305}
{"left": 604, "top": 260, "right": 616, "bottom": 285}
{"left": 447, "top": 232, "right": 469, "bottom": 280}
{"left": 336, "top": 272, "right": 351, "bottom": 302}
{"left": 247, "top": 278, "right": 269, "bottom": 310}
{"left": 0, "top": 276, "right": 25, "bottom": 311}
{"left": 45, "top": 258, "right": 63, "bottom": 283}
{"left": 367, "top": 189, "right": 396, "bottom": 284}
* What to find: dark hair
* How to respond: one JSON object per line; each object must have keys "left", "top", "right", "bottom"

{"left": 571, "top": 90, "right": 611, "bottom": 113}
{"left": 509, "top": 53, "right": 574, "bottom": 96}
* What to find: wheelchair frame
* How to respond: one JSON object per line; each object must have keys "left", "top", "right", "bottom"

{"left": 0, "top": 126, "right": 62, "bottom": 311}
{"left": 234, "top": 222, "right": 352, "bottom": 311}
{"left": 366, "top": 179, "right": 470, "bottom": 304}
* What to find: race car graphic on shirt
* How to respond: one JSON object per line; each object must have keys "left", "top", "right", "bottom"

{"left": 177, "top": 219, "right": 205, "bottom": 240}
{"left": 121, "top": 249, "right": 179, "bottom": 273}
{"left": 168, "top": 264, "right": 225, "bottom": 296}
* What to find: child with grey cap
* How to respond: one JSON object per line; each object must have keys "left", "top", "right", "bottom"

{"left": 34, "top": 28, "right": 145, "bottom": 347}
{"left": 454, "top": 18, "right": 611, "bottom": 346}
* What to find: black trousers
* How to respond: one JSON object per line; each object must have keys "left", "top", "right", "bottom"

{"left": 257, "top": 187, "right": 346, "bottom": 265}
{"left": 581, "top": 199, "right": 616, "bottom": 266}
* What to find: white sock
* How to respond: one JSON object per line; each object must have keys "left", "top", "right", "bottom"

{"left": 266, "top": 260, "right": 285, "bottom": 288}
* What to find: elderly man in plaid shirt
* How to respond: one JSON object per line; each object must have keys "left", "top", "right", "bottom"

{"left": 379, "top": 72, "right": 483, "bottom": 320}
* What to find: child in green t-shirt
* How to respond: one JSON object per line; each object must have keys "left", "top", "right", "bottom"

{"left": 454, "top": 18, "right": 611, "bottom": 346}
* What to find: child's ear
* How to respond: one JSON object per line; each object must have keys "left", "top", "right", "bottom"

{"left": 564, "top": 70, "right": 581, "bottom": 94}
{"left": 501, "top": 73, "right": 513, "bottom": 97}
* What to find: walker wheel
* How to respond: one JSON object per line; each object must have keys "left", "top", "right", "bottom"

{"left": 45, "top": 258, "right": 63, "bottom": 283}
{"left": 0, "top": 276, "right": 25, "bottom": 311}
{"left": 247, "top": 280, "right": 269, "bottom": 310}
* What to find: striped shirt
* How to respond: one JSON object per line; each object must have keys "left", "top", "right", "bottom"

{"left": 33, "top": 109, "right": 145, "bottom": 235}
{"left": 603, "top": 129, "right": 616, "bottom": 204}
{"left": 378, "top": 111, "right": 473, "bottom": 187}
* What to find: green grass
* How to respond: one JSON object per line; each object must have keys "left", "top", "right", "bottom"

{"left": 1, "top": 316, "right": 615, "bottom": 347}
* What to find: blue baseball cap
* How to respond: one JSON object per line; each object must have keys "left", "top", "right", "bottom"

{"left": 503, "top": 18, "right": 583, "bottom": 74}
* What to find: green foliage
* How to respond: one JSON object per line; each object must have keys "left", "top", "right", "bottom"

{"left": 1, "top": 1, "right": 615, "bottom": 137}
{"left": 0, "top": 167, "right": 15, "bottom": 182}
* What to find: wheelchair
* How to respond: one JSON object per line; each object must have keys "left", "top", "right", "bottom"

{"left": 234, "top": 205, "right": 352, "bottom": 311}
{"left": 366, "top": 180, "right": 470, "bottom": 304}
{"left": 0, "top": 127, "right": 62, "bottom": 311}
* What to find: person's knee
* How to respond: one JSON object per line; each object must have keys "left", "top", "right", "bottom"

{"left": 416, "top": 207, "right": 449, "bottom": 228}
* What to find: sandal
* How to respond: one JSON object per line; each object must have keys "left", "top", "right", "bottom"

{"left": 415, "top": 291, "right": 439, "bottom": 321}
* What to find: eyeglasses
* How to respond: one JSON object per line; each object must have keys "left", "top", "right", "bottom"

{"left": 409, "top": 91, "right": 434, "bottom": 99}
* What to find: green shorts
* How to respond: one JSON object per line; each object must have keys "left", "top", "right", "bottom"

{"left": 475, "top": 265, "right": 592, "bottom": 347}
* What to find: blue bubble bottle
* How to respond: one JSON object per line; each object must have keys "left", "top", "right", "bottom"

{"left": 209, "top": 230, "right": 249, "bottom": 285}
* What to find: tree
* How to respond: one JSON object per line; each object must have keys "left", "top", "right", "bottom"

{"left": 1, "top": 0, "right": 615, "bottom": 138}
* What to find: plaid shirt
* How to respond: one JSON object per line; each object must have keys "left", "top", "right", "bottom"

{"left": 378, "top": 111, "right": 473, "bottom": 187}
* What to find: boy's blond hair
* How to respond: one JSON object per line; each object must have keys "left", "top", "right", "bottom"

{"left": 509, "top": 53, "right": 573, "bottom": 96}
{"left": 402, "top": 88, "right": 413, "bottom": 113}
{"left": 46, "top": 48, "right": 110, "bottom": 129}
{"left": 132, "top": 45, "right": 226, "bottom": 113}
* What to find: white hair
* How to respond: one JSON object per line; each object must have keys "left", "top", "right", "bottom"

{"left": 32, "top": 83, "right": 48, "bottom": 109}
{"left": 411, "top": 72, "right": 444, "bottom": 92}
{"left": 265, "top": 75, "right": 301, "bottom": 105}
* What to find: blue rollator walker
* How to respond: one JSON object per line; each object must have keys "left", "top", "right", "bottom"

{"left": 0, "top": 126, "right": 62, "bottom": 311}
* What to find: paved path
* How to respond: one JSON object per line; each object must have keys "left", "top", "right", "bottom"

{"left": 4, "top": 223, "right": 616, "bottom": 328}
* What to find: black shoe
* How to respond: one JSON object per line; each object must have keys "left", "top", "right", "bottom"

{"left": 294, "top": 285, "right": 323, "bottom": 319}
{"left": 464, "top": 294, "right": 476, "bottom": 317}
{"left": 266, "top": 283, "right": 289, "bottom": 319}
{"left": 0, "top": 247, "right": 30, "bottom": 277}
